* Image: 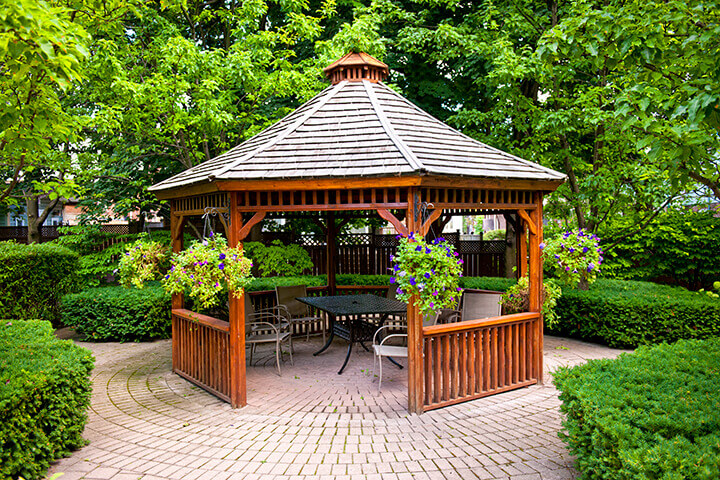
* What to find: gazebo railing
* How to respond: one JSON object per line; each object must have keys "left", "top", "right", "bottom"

{"left": 172, "top": 309, "right": 231, "bottom": 402}
{"left": 422, "top": 312, "right": 541, "bottom": 411}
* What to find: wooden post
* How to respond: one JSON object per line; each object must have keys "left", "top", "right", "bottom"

{"left": 527, "top": 193, "right": 544, "bottom": 383}
{"left": 518, "top": 223, "right": 528, "bottom": 278}
{"left": 227, "top": 192, "right": 246, "bottom": 408}
{"left": 170, "top": 204, "right": 185, "bottom": 374}
{"left": 406, "top": 187, "right": 424, "bottom": 414}
{"left": 326, "top": 212, "right": 337, "bottom": 295}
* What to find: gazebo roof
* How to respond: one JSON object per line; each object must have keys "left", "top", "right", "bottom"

{"left": 150, "top": 54, "right": 564, "bottom": 193}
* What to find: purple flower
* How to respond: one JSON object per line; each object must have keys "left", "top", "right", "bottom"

{"left": 215, "top": 282, "right": 220, "bottom": 287}
{"left": 554, "top": 254, "right": 560, "bottom": 260}
{"left": 565, "top": 266, "right": 570, "bottom": 271}
{"left": 416, "top": 245, "right": 422, "bottom": 252}
{"left": 583, "top": 246, "right": 589, "bottom": 253}
{"left": 424, "top": 272, "right": 431, "bottom": 279}
{"left": 219, "top": 253, "right": 226, "bottom": 260}
{"left": 209, "top": 231, "right": 214, "bottom": 237}
{"left": 165, "top": 275, "right": 170, "bottom": 280}
{"left": 433, "top": 290, "right": 439, "bottom": 296}
{"left": 409, "top": 277, "right": 416, "bottom": 286}
{"left": 399, "top": 271, "right": 407, "bottom": 277}
{"left": 456, "top": 287, "right": 462, "bottom": 292}
{"left": 458, "top": 259, "right": 464, "bottom": 265}
{"left": 587, "top": 263, "right": 595, "bottom": 272}
{"left": 539, "top": 242, "right": 546, "bottom": 250}
{"left": 218, "top": 263, "right": 225, "bottom": 270}
{"left": 425, "top": 247, "right": 431, "bottom": 254}
{"left": 454, "top": 252, "right": 459, "bottom": 257}
{"left": 397, "top": 287, "right": 403, "bottom": 295}
{"left": 569, "top": 248, "right": 575, "bottom": 253}
{"left": 390, "top": 277, "right": 396, "bottom": 284}
{"left": 430, "top": 302, "right": 435, "bottom": 308}
{"left": 394, "top": 264, "right": 400, "bottom": 272}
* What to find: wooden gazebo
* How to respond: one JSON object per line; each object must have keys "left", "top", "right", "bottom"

{"left": 150, "top": 52, "right": 565, "bottom": 414}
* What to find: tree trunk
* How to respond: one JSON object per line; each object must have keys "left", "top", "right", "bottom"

{"left": 26, "top": 195, "right": 60, "bottom": 244}
{"left": 26, "top": 196, "right": 41, "bottom": 244}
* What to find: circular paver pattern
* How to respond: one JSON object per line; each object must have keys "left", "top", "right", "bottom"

{"left": 47, "top": 335, "right": 629, "bottom": 480}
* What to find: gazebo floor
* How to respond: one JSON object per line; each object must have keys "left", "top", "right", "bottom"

{"left": 47, "top": 334, "right": 629, "bottom": 480}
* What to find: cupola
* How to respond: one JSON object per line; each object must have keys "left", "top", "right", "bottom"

{"left": 323, "top": 52, "right": 390, "bottom": 85}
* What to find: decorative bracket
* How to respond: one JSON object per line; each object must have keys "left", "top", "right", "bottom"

{"left": 237, "top": 211, "right": 266, "bottom": 241}
{"left": 517, "top": 209, "right": 537, "bottom": 235}
{"left": 377, "top": 209, "right": 408, "bottom": 236}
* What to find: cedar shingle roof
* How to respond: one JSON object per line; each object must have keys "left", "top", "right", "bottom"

{"left": 149, "top": 80, "right": 565, "bottom": 192}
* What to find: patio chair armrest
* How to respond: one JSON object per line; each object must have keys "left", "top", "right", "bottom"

{"left": 247, "top": 321, "right": 279, "bottom": 335}
{"left": 373, "top": 324, "right": 407, "bottom": 345}
{"left": 379, "top": 333, "right": 408, "bottom": 347}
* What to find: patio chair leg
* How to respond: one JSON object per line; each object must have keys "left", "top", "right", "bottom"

{"left": 249, "top": 343, "right": 255, "bottom": 365}
{"left": 275, "top": 340, "right": 282, "bottom": 376}
{"left": 378, "top": 356, "right": 383, "bottom": 393}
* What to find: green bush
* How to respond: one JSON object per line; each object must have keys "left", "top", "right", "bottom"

{"left": 554, "top": 338, "right": 720, "bottom": 480}
{"left": 0, "top": 242, "right": 79, "bottom": 323}
{"left": 0, "top": 320, "right": 94, "bottom": 480}
{"left": 550, "top": 279, "right": 720, "bottom": 348}
{"left": 61, "top": 284, "right": 171, "bottom": 341}
{"left": 244, "top": 241, "right": 313, "bottom": 277}
{"left": 600, "top": 209, "right": 720, "bottom": 290}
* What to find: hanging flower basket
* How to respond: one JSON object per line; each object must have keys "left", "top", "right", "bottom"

{"left": 162, "top": 233, "right": 254, "bottom": 310}
{"left": 118, "top": 236, "right": 170, "bottom": 289}
{"left": 390, "top": 233, "right": 463, "bottom": 316}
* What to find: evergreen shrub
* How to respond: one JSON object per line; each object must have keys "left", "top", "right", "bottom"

{"left": 0, "top": 242, "right": 79, "bottom": 323}
{"left": 0, "top": 320, "right": 94, "bottom": 480}
{"left": 551, "top": 279, "right": 720, "bottom": 347}
{"left": 61, "top": 284, "right": 171, "bottom": 341}
{"left": 554, "top": 338, "right": 720, "bottom": 480}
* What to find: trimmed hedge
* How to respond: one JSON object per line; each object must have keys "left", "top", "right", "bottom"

{"left": 549, "top": 279, "right": 720, "bottom": 348}
{"left": 61, "top": 284, "right": 171, "bottom": 341}
{"left": 0, "top": 320, "right": 94, "bottom": 480}
{"left": 554, "top": 338, "right": 720, "bottom": 480}
{"left": 0, "top": 242, "right": 79, "bottom": 323}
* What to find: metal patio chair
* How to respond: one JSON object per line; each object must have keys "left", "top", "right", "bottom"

{"left": 245, "top": 294, "right": 293, "bottom": 375}
{"left": 275, "top": 285, "right": 326, "bottom": 342}
{"left": 461, "top": 292, "right": 503, "bottom": 321}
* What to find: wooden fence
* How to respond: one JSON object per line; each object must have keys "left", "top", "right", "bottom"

{"left": 263, "top": 232, "right": 507, "bottom": 278}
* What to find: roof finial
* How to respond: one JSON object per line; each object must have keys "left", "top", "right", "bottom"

{"left": 323, "top": 52, "right": 389, "bottom": 85}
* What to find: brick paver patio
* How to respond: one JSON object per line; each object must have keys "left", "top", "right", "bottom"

{"left": 47, "top": 334, "right": 629, "bottom": 480}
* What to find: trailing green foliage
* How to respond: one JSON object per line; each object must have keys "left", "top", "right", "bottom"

{"left": 118, "top": 236, "right": 169, "bottom": 288}
{"left": 601, "top": 209, "right": 720, "bottom": 290}
{"left": 391, "top": 235, "right": 464, "bottom": 316}
{"left": 550, "top": 279, "right": 720, "bottom": 348}
{"left": 501, "top": 277, "right": 562, "bottom": 328}
{"left": 163, "top": 234, "right": 253, "bottom": 309}
{"left": 244, "top": 241, "right": 313, "bottom": 277}
{"left": 0, "top": 242, "right": 79, "bottom": 323}
{"left": 554, "top": 338, "right": 720, "bottom": 480}
{"left": 0, "top": 320, "right": 94, "bottom": 480}
{"left": 61, "top": 284, "right": 170, "bottom": 341}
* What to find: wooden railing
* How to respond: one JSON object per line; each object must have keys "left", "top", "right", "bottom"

{"left": 172, "top": 309, "right": 231, "bottom": 402}
{"left": 422, "top": 312, "right": 540, "bottom": 411}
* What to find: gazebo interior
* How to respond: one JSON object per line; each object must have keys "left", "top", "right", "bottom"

{"left": 150, "top": 52, "right": 564, "bottom": 414}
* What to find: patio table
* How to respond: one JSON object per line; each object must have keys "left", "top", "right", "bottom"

{"left": 296, "top": 294, "right": 407, "bottom": 374}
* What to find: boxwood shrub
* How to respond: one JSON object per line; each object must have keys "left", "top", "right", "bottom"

{"left": 62, "top": 284, "right": 171, "bottom": 341}
{"left": 549, "top": 279, "right": 720, "bottom": 348}
{"left": 554, "top": 338, "right": 720, "bottom": 480}
{"left": 0, "top": 320, "right": 94, "bottom": 480}
{"left": 0, "top": 242, "right": 79, "bottom": 323}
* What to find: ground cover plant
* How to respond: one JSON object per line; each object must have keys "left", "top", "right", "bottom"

{"left": 0, "top": 320, "right": 94, "bottom": 480}
{"left": 554, "top": 338, "right": 720, "bottom": 480}
{"left": 0, "top": 242, "right": 79, "bottom": 323}
{"left": 62, "top": 284, "right": 171, "bottom": 341}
